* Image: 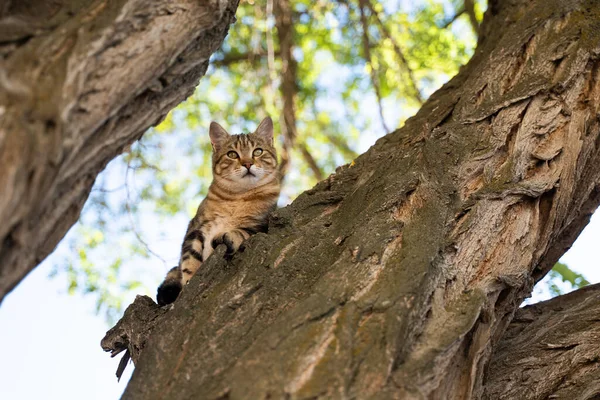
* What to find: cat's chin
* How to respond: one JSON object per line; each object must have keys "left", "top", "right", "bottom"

{"left": 217, "top": 170, "right": 276, "bottom": 192}
{"left": 217, "top": 176, "right": 261, "bottom": 192}
{"left": 238, "top": 176, "right": 261, "bottom": 186}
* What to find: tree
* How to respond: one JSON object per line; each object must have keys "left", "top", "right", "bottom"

{"left": 49, "top": 0, "right": 582, "bottom": 322}
{"left": 56, "top": 0, "right": 481, "bottom": 321}
{"left": 101, "top": 0, "right": 600, "bottom": 398}
{"left": 1, "top": 0, "right": 598, "bottom": 397}
{"left": 0, "top": 0, "right": 239, "bottom": 302}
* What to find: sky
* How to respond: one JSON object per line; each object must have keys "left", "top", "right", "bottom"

{"left": 0, "top": 257, "right": 134, "bottom": 399}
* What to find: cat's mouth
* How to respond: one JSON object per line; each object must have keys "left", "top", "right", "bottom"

{"left": 242, "top": 171, "right": 255, "bottom": 178}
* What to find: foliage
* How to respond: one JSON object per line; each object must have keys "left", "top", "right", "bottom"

{"left": 48, "top": 0, "right": 589, "bottom": 322}
{"left": 546, "top": 262, "right": 590, "bottom": 297}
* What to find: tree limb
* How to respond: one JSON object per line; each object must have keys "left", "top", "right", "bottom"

{"left": 357, "top": 0, "right": 390, "bottom": 134}
{"left": 274, "top": 0, "right": 294, "bottom": 182}
{"left": 483, "top": 284, "right": 600, "bottom": 399}
{"left": 211, "top": 49, "right": 282, "bottom": 67}
{"left": 364, "top": 0, "right": 425, "bottom": 105}
{"left": 115, "top": 1, "right": 600, "bottom": 398}
{"left": 298, "top": 142, "right": 324, "bottom": 180}
{"left": 464, "top": 0, "right": 480, "bottom": 36}
{"left": 105, "top": 283, "right": 600, "bottom": 396}
{"left": 274, "top": 0, "right": 323, "bottom": 182}
{"left": 0, "top": 0, "right": 240, "bottom": 302}
{"left": 325, "top": 133, "right": 358, "bottom": 160}
{"left": 442, "top": 8, "right": 466, "bottom": 29}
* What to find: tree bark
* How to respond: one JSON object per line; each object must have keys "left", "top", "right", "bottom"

{"left": 483, "top": 284, "right": 600, "bottom": 400}
{"left": 114, "top": 0, "right": 600, "bottom": 398}
{"left": 103, "top": 284, "right": 600, "bottom": 398}
{"left": 0, "top": 0, "right": 239, "bottom": 302}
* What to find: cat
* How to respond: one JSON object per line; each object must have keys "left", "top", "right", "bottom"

{"left": 157, "top": 116, "right": 280, "bottom": 306}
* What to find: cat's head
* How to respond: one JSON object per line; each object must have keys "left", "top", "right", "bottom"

{"left": 209, "top": 117, "right": 278, "bottom": 192}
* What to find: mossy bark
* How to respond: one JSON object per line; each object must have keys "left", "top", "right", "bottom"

{"left": 0, "top": 0, "right": 239, "bottom": 302}
{"left": 115, "top": 0, "right": 600, "bottom": 398}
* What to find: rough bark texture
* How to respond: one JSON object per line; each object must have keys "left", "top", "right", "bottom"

{"left": 101, "top": 295, "right": 169, "bottom": 379}
{"left": 115, "top": 0, "right": 600, "bottom": 398}
{"left": 103, "top": 283, "right": 600, "bottom": 398}
{"left": 483, "top": 283, "right": 600, "bottom": 400}
{"left": 0, "top": 0, "right": 239, "bottom": 302}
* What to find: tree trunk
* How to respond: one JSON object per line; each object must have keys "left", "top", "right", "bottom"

{"left": 0, "top": 0, "right": 239, "bottom": 302}
{"left": 111, "top": 0, "right": 600, "bottom": 398}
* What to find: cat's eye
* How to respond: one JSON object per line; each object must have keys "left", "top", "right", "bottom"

{"left": 253, "top": 148, "right": 263, "bottom": 157}
{"left": 227, "top": 151, "right": 239, "bottom": 159}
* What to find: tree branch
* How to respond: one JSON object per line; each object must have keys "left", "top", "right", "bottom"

{"left": 106, "top": 1, "right": 600, "bottom": 398}
{"left": 357, "top": 0, "right": 390, "bottom": 134}
{"left": 364, "top": 0, "right": 425, "bottom": 105}
{"left": 298, "top": 142, "right": 324, "bottom": 181}
{"left": 211, "top": 49, "right": 282, "bottom": 67}
{"left": 0, "top": 0, "right": 240, "bottom": 302}
{"left": 464, "top": 0, "right": 480, "bottom": 36}
{"left": 442, "top": 8, "right": 466, "bottom": 29}
{"left": 483, "top": 284, "right": 600, "bottom": 399}
{"left": 325, "top": 133, "right": 358, "bottom": 160}
{"left": 274, "top": 0, "right": 295, "bottom": 182}
{"left": 274, "top": 0, "right": 322, "bottom": 182}
{"left": 104, "top": 285, "right": 600, "bottom": 395}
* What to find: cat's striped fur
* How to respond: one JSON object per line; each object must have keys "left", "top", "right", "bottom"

{"left": 157, "top": 117, "right": 280, "bottom": 305}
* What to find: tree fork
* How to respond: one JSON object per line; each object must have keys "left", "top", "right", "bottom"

{"left": 0, "top": 0, "right": 240, "bottom": 302}
{"left": 115, "top": 0, "right": 600, "bottom": 398}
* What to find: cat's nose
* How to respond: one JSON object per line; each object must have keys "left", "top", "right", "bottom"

{"left": 243, "top": 162, "right": 253, "bottom": 170}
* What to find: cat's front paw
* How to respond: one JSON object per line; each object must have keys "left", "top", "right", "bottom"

{"left": 211, "top": 231, "right": 244, "bottom": 255}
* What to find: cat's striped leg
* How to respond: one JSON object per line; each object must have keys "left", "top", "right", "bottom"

{"left": 180, "top": 230, "right": 205, "bottom": 284}
{"left": 156, "top": 229, "right": 204, "bottom": 306}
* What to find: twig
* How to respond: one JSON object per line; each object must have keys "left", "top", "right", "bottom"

{"left": 464, "top": 0, "right": 480, "bottom": 36}
{"left": 310, "top": 103, "right": 358, "bottom": 160}
{"left": 358, "top": 0, "right": 390, "bottom": 134}
{"left": 441, "top": 8, "right": 465, "bottom": 29}
{"left": 298, "top": 143, "right": 324, "bottom": 180}
{"left": 364, "top": 0, "right": 424, "bottom": 106}
{"left": 124, "top": 158, "right": 167, "bottom": 265}
{"left": 274, "top": 0, "right": 322, "bottom": 182}
{"left": 211, "top": 49, "right": 282, "bottom": 67}
{"left": 326, "top": 133, "right": 358, "bottom": 159}
{"left": 92, "top": 184, "right": 126, "bottom": 193}
{"left": 266, "top": 0, "right": 277, "bottom": 85}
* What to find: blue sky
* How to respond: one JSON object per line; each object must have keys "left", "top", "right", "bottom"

{"left": 0, "top": 257, "right": 133, "bottom": 399}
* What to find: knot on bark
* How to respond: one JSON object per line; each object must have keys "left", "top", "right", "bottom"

{"left": 101, "top": 295, "right": 168, "bottom": 380}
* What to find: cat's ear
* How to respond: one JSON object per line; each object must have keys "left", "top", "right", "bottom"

{"left": 255, "top": 116, "right": 274, "bottom": 144}
{"left": 209, "top": 121, "right": 230, "bottom": 151}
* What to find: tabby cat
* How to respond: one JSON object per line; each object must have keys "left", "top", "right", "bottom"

{"left": 157, "top": 117, "right": 280, "bottom": 305}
